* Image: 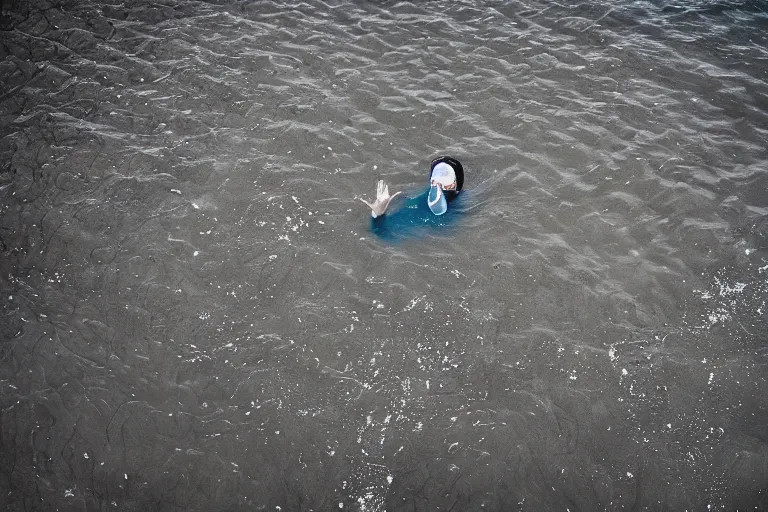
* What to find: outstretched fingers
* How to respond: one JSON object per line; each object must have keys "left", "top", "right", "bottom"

{"left": 376, "top": 180, "right": 388, "bottom": 199}
{"left": 382, "top": 190, "right": 401, "bottom": 211}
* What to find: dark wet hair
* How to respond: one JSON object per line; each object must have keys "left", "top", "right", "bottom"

{"left": 429, "top": 156, "right": 464, "bottom": 201}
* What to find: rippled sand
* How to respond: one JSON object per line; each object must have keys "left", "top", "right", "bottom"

{"left": 1, "top": 1, "right": 767, "bottom": 510}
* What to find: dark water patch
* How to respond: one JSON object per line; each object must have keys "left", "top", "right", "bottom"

{"left": 1, "top": 0, "right": 767, "bottom": 510}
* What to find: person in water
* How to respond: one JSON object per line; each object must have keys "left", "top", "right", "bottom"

{"left": 359, "top": 156, "right": 464, "bottom": 218}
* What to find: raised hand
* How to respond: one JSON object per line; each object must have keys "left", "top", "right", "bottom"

{"left": 358, "top": 180, "right": 402, "bottom": 218}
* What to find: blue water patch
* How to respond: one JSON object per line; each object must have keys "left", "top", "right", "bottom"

{"left": 370, "top": 188, "right": 465, "bottom": 241}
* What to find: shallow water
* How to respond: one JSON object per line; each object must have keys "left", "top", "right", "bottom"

{"left": 1, "top": 0, "right": 767, "bottom": 510}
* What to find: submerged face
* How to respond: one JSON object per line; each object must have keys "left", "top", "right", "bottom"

{"left": 431, "top": 162, "right": 457, "bottom": 190}
{"left": 428, "top": 162, "right": 455, "bottom": 215}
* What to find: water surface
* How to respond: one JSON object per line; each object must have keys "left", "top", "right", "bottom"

{"left": 1, "top": 0, "right": 767, "bottom": 510}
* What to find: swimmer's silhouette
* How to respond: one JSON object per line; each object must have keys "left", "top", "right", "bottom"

{"left": 359, "top": 156, "right": 465, "bottom": 240}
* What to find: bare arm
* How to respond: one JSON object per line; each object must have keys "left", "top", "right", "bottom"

{"left": 359, "top": 180, "right": 401, "bottom": 218}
